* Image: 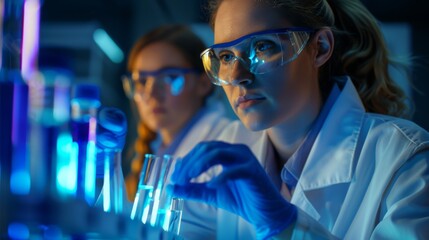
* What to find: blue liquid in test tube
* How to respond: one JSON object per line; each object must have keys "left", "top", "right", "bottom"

{"left": 0, "top": 0, "right": 30, "bottom": 196}
{"left": 70, "top": 84, "right": 100, "bottom": 205}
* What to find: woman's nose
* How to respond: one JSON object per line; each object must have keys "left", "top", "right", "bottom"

{"left": 229, "top": 59, "right": 253, "bottom": 86}
{"left": 143, "top": 77, "right": 165, "bottom": 100}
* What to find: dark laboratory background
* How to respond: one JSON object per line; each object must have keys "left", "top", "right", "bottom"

{"left": 39, "top": 0, "right": 429, "bottom": 175}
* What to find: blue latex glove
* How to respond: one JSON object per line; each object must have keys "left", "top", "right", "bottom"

{"left": 170, "top": 141, "right": 297, "bottom": 239}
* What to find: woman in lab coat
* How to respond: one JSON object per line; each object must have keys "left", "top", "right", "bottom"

{"left": 170, "top": 0, "right": 429, "bottom": 239}
{"left": 122, "top": 25, "right": 231, "bottom": 239}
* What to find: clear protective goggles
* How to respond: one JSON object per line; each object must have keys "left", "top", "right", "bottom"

{"left": 122, "top": 67, "right": 200, "bottom": 98}
{"left": 200, "top": 27, "right": 314, "bottom": 86}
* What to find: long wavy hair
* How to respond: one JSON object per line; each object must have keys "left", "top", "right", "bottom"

{"left": 125, "top": 24, "right": 208, "bottom": 200}
{"left": 207, "top": 0, "right": 411, "bottom": 118}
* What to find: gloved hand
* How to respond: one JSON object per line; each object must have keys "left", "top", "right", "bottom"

{"left": 170, "top": 141, "right": 297, "bottom": 239}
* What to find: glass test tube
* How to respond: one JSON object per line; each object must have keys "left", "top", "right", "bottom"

{"left": 70, "top": 83, "right": 100, "bottom": 205}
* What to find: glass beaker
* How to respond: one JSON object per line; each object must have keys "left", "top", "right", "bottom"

{"left": 95, "top": 107, "right": 128, "bottom": 214}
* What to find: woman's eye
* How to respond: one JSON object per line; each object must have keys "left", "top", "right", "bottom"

{"left": 219, "top": 51, "right": 235, "bottom": 64}
{"left": 254, "top": 40, "right": 275, "bottom": 54}
{"left": 137, "top": 77, "right": 147, "bottom": 85}
{"left": 164, "top": 75, "right": 181, "bottom": 83}
{"left": 134, "top": 78, "right": 146, "bottom": 91}
{"left": 165, "top": 75, "right": 185, "bottom": 95}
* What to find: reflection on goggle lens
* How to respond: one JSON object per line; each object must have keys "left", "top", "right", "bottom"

{"left": 200, "top": 27, "right": 314, "bottom": 86}
{"left": 121, "top": 67, "right": 200, "bottom": 98}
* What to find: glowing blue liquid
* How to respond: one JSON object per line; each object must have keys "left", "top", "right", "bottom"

{"left": 70, "top": 118, "right": 97, "bottom": 204}
{"left": 8, "top": 222, "right": 29, "bottom": 239}
{"left": 101, "top": 150, "right": 124, "bottom": 214}
{"left": 56, "top": 132, "right": 75, "bottom": 196}
{"left": 163, "top": 209, "right": 182, "bottom": 235}
{"left": 0, "top": 78, "right": 30, "bottom": 195}
{"left": 130, "top": 185, "right": 154, "bottom": 223}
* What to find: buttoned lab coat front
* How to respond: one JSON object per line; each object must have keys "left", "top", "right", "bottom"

{"left": 215, "top": 79, "right": 429, "bottom": 239}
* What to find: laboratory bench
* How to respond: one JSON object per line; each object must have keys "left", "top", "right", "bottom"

{"left": 0, "top": 193, "right": 181, "bottom": 239}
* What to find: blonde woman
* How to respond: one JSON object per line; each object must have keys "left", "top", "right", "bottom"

{"left": 170, "top": 0, "right": 429, "bottom": 239}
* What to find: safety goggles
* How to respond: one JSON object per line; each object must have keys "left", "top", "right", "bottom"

{"left": 200, "top": 27, "right": 314, "bottom": 86}
{"left": 122, "top": 67, "right": 200, "bottom": 98}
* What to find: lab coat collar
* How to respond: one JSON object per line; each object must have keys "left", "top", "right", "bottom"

{"left": 297, "top": 77, "right": 365, "bottom": 191}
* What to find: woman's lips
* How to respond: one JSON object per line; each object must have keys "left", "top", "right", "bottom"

{"left": 236, "top": 95, "right": 265, "bottom": 109}
{"left": 152, "top": 107, "right": 166, "bottom": 114}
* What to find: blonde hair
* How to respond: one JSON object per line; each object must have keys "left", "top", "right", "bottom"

{"left": 207, "top": 0, "right": 410, "bottom": 118}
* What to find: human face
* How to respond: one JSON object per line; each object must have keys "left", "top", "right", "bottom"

{"left": 131, "top": 42, "right": 207, "bottom": 135}
{"left": 214, "top": 0, "right": 322, "bottom": 131}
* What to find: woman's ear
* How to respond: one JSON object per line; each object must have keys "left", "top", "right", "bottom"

{"left": 312, "top": 27, "right": 334, "bottom": 67}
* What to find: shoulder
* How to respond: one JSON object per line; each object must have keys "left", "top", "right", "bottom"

{"left": 363, "top": 113, "right": 429, "bottom": 152}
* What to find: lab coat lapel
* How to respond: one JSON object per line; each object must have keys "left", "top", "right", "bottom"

{"left": 291, "top": 79, "right": 365, "bottom": 221}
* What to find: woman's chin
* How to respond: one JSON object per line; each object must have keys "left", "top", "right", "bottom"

{"left": 240, "top": 116, "right": 271, "bottom": 132}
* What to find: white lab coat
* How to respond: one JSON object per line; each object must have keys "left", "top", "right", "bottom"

{"left": 173, "top": 101, "right": 233, "bottom": 240}
{"left": 215, "top": 78, "right": 429, "bottom": 239}
{"left": 172, "top": 101, "right": 231, "bottom": 159}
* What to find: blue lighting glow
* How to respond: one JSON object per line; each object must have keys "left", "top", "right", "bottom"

{"left": 103, "top": 155, "right": 111, "bottom": 212}
{"left": 93, "top": 28, "right": 124, "bottom": 63}
{"left": 10, "top": 170, "right": 31, "bottom": 195}
{"left": 8, "top": 222, "right": 30, "bottom": 239}
{"left": 56, "top": 132, "right": 76, "bottom": 195}
{"left": 85, "top": 141, "right": 96, "bottom": 204}
{"left": 84, "top": 117, "right": 97, "bottom": 204}
{"left": 11, "top": 81, "right": 30, "bottom": 195}
{"left": 21, "top": 0, "right": 40, "bottom": 81}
